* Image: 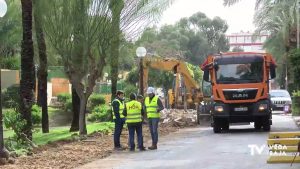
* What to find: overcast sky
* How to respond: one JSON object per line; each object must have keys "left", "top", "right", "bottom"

{"left": 159, "top": 0, "right": 256, "bottom": 34}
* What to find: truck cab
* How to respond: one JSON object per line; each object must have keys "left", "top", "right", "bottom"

{"left": 201, "top": 52, "right": 276, "bottom": 133}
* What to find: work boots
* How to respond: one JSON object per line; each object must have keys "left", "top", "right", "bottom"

{"left": 148, "top": 144, "right": 157, "bottom": 150}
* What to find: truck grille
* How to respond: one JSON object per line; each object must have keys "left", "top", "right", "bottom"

{"left": 223, "top": 88, "right": 258, "bottom": 100}
{"left": 272, "top": 101, "right": 286, "bottom": 105}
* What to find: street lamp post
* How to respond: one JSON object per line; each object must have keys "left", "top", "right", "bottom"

{"left": 0, "top": 0, "right": 8, "bottom": 157}
{"left": 136, "top": 47, "right": 147, "bottom": 96}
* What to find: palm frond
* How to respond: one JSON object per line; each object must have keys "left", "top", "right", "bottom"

{"left": 223, "top": 0, "right": 242, "bottom": 6}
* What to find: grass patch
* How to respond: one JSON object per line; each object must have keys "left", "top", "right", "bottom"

{"left": 48, "top": 106, "right": 64, "bottom": 117}
{"left": 4, "top": 129, "right": 14, "bottom": 139}
{"left": 4, "top": 122, "right": 114, "bottom": 145}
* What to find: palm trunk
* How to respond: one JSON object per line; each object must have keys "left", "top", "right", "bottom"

{"left": 20, "top": 0, "right": 34, "bottom": 140}
{"left": 33, "top": 0, "right": 49, "bottom": 133}
{"left": 110, "top": 33, "right": 120, "bottom": 98}
{"left": 110, "top": 0, "right": 123, "bottom": 98}
{"left": 70, "top": 86, "right": 80, "bottom": 132}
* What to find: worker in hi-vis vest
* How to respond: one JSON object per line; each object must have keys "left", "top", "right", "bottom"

{"left": 123, "top": 93, "right": 146, "bottom": 151}
{"left": 144, "top": 87, "right": 164, "bottom": 150}
{"left": 112, "top": 90, "right": 126, "bottom": 150}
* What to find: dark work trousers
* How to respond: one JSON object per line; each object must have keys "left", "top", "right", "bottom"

{"left": 114, "top": 118, "right": 125, "bottom": 148}
{"left": 127, "top": 124, "right": 143, "bottom": 150}
{"left": 148, "top": 118, "right": 159, "bottom": 145}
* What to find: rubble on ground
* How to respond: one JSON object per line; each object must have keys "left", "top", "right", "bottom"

{"left": 4, "top": 123, "right": 179, "bottom": 169}
{"left": 161, "top": 109, "right": 198, "bottom": 127}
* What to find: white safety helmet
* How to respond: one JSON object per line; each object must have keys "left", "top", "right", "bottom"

{"left": 146, "top": 87, "right": 155, "bottom": 94}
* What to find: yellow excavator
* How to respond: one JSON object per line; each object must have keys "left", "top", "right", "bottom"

{"left": 142, "top": 56, "right": 203, "bottom": 109}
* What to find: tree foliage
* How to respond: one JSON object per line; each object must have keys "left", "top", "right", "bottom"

{"left": 224, "top": 0, "right": 298, "bottom": 90}
{"left": 0, "top": 1, "right": 22, "bottom": 58}
{"left": 136, "top": 12, "right": 229, "bottom": 65}
{"left": 40, "top": 0, "right": 174, "bottom": 135}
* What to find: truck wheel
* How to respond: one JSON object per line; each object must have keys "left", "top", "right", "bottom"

{"left": 213, "top": 125, "right": 221, "bottom": 133}
{"left": 254, "top": 120, "right": 262, "bottom": 130}
{"left": 213, "top": 119, "right": 222, "bottom": 133}
{"left": 263, "top": 118, "right": 271, "bottom": 131}
{"left": 222, "top": 122, "right": 229, "bottom": 130}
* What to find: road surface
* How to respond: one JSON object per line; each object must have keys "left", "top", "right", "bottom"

{"left": 79, "top": 114, "right": 299, "bottom": 169}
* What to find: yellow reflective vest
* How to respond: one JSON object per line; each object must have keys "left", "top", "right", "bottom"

{"left": 145, "top": 96, "right": 160, "bottom": 118}
{"left": 112, "top": 99, "right": 125, "bottom": 119}
{"left": 125, "top": 100, "right": 142, "bottom": 123}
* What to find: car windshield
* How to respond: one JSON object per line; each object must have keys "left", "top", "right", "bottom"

{"left": 270, "top": 91, "right": 290, "bottom": 98}
{"left": 215, "top": 55, "right": 264, "bottom": 84}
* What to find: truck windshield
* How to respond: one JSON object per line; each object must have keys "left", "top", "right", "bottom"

{"left": 215, "top": 56, "right": 264, "bottom": 84}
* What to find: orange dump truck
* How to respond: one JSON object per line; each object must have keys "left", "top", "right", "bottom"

{"left": 201, "top": 52, "right": 276, "bottom": 133}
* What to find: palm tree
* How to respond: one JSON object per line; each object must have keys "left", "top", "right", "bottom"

{"left": 255, "top": 0, "right": 297, "bottom": 89}
{"left": 20, "top": 0, "right": 35, "bottom": 140}
{"left": 223, "top": 0, "right": 274, "bottom": 9}
{"left": 33, "top": 0, "right": 49, "bottom": 133}
{"left": 225, "top": 0, "right": 297, "bottom": 89}
{"left": 109, "top": 0, "right": 175, "bottom": 97}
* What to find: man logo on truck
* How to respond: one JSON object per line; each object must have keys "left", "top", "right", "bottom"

{"left": 233, "top": 93, "right": 249, "bottom": 99}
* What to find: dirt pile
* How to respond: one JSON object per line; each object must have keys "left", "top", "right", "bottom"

{"left": 161, "top": 109, "right": 198, "bottom": 127}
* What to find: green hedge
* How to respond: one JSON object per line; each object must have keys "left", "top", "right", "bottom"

{"left": 57, "top": 93, "right": 71, "bottom": 103}
{"left": 292, "top": 91, "right": 300, "bottom": 116}
{"left": 2, "top": 84, "right": 20, "bottom": 108}
{"left": 88, "top": 94, "right": 105, "bottom": 109}
{"left": 31, "top": 104, "right": 42, "bottom": 125}
{"left": 292, "top": 96, "right": 300, "bottom": 116}
{"left": 87, "top": 105, "right": 111, "bottom": 122}
{"left": 4, "top": 105, "right": 42, "bottom": 128}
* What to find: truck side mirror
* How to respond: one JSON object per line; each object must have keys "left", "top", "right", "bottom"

{"left": 203, "top": 69, "right": 210, "bottom": 82}
{"left": 270, "top": 64, "right": 276, "bottom": 79}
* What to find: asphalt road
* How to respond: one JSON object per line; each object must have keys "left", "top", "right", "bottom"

{"left": 79, "top": 114, "right": 300, "bottom": 169}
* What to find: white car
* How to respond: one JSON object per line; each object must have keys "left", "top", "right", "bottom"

{"left": 270, "top": 90, "right": 292, "bottom": 113}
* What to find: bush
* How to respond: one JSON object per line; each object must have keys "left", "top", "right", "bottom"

{"left": 1, "top": 56, "right": 20, "bottom": 70}
{"left": 292, "top": 91, "right": 300, "bottom": 116}
{"left": 3, "top": 110, "right": 24, "bottom": 130}
{"left": 4, "top": 105, "right": 42, "bottom": 128}
{"left": 2, "top": 84, "right": 20, "bottom": 108}
{"left": 3, "top": 109, "right": 34, "bottom": 156}
{"left": 65, "top": 99, "right": 72, "bottom": 112}
{"left": 87, "top": 105, "right": 111, "bottom": 122}
{"left": 57, "top": 93, "right": 72, "bottom": 112}
{"left": 5, "top": 136, "right": 31, "bottom": 156}
{"left": 89, "top": 94, "right": 105, "bottom": 109}
{"left": 57, "top": 93, "right": 71, "bottom": 103}
{"left": 31, "top": 104, "right": 42, "bottom": 125}
{"left": 292, "top": 90, "right": 300, "bottom": 97}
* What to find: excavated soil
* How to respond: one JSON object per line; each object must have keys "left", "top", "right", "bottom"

{"left": 3, "top": 109, "right": 199, "bottom": 169}
{"left": 2, "top": 124, "right": 180, "bottom": 169}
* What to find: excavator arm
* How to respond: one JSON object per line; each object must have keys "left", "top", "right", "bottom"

{"left": 142, "top": 56, "right": 203, "bottom": 109}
